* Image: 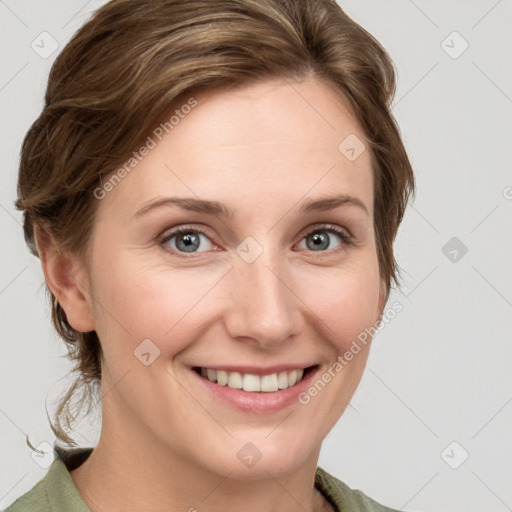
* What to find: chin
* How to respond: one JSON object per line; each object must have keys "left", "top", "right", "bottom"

{"left": 198, "top": 432, "right": 319, "bottom": 481}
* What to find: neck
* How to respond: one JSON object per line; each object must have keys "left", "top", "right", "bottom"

{"left": 70, "top": 386, "right": 330, "bottom": 512}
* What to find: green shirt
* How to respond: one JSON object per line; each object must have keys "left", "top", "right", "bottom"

{"left": 3, "top": 447, "right": 401, "bottom": 511}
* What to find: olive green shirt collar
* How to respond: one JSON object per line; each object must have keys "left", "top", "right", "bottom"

{"left": 5, "top": 447, "right": 401, "bottom": 512}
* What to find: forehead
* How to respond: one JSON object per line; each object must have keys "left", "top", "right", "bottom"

{"left": 98, "top": 76, "right": 374, "bottom": 221}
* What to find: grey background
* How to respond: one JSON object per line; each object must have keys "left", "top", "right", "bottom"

{"left": 1, "top": 1, "right": 511, "bottom": 511}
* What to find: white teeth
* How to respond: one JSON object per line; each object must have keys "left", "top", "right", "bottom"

{"left": 217, "top": 370, "right": 228, "bottom": 386}
{"left": 197, "top": 367, "right": 307, "bottom": 392}
{"left": 227, "top": 371, "right": 243, "bottom": 389}
{"left": 277, "top": 371, "right": 288, "bottom": 389}
{"left": 242, "top": 374, "right": 260, "bottom": 392}
{"left": 260, "top": 373, "right": 278, "bottom": 392}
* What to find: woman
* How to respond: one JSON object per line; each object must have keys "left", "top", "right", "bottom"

{"left": 6, "top": 0, "right": 414, "bottom": 510}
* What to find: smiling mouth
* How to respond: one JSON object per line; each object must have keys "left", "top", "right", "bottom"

{"left": 192, "top": 366, "right": 317, "bottom": 392}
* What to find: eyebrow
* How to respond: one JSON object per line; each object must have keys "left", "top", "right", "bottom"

{"left": 132, "top": 194, "right": 369, "bottom": 220}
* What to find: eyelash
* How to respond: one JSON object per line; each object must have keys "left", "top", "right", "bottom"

{"left": 159, "top": 224, "right": 354, "bottom": 258}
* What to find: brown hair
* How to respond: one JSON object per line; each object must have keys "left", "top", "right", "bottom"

{"left": 16, "top": 0, "right": 414, "bottom": 446}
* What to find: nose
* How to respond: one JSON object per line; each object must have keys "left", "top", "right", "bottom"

{"left": 222, "top": 242, "right": 303, "bottom": 349}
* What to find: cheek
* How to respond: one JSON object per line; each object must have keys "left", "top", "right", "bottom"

{"left": 89, "top": 239, "right": 381, "bottom": 365}
{"left": 299, "top": 257, "right": 382, "bottom": 352}
{"left": 88, "top": 252, "right": 226, "bottom": 358}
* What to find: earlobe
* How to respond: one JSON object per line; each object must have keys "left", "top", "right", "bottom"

{"left": 377, "top": 279, "right": 388, "bottom": 321}
{"left": 34, "top": 225, "right": 96, "bottom": 333}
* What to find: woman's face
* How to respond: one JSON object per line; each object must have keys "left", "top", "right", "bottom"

{"left": 78, "top": 76, "right": 385, "bottom": 478}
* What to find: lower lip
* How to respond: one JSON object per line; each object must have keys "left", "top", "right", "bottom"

{"left": 190, "top": 366, "right": 319, "bottom": 413}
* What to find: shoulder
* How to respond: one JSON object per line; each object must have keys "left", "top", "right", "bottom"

{"left": 2, "top": 476, "right": 52, "bottom": 512}
{"left": 315, "top": 466, "right": 403, "bottom": 512}
{"left": 3, "top": 447, "right": 93, "bottom": 512}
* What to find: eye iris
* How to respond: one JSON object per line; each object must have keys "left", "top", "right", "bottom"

{"left": 168, "top": 228, "right": 342, "bottom": 255}
{"left": 176, "top": 232, "right": 200, "bottom": 252}
{"left": 307, "top": 231, "right": 330, "bottom": 251}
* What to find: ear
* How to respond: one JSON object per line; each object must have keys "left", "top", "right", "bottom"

{"left": 34, "top": 225, "right": 96, "bottom": 333}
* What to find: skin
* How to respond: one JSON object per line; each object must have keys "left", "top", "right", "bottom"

{"left": 37, "top": 75, "right": 386, "bottom": 512}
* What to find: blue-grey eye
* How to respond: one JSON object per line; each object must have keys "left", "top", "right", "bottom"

{"left": 164, "top": 229, "right": 213, "bottom": 253}
{"left": 298, "top": 228, "right": 347, "bottom": 252}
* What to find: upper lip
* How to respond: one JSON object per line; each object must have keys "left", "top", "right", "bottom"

{"left": 192, "top": 364, "right": 317, "bottom": 376}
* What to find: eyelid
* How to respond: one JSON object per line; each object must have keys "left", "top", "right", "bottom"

{"left": 159, "top": 224, "right": 217, "bottom": 251}
{"left": 297, "top": 223, "right": 353, "bottom": 242}
{"left": 159, "top": 222, "right": 354, "bottom": 256}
